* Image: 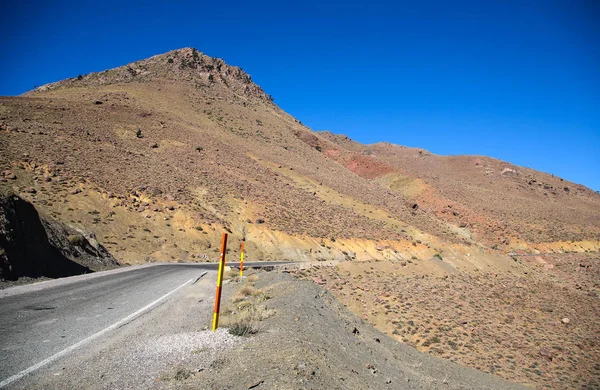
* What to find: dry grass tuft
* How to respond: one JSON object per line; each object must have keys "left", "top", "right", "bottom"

{"left": 223, "top": 268, "right": 239, "bottom": 281}
{"left": 221, "top": 303, "right": 274, "bottom": 325}
{"left": 221, "top": 279, "right": 275, "bottom": 336}
{"left": 221, "top": 303, "right": 275, "bottom": 336}
{"left": 231, "top": 284, "right": 257, "bottom": 303}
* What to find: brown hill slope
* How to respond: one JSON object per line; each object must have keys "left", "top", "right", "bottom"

{"left": 317, "top": 131, "right": 600, "bottom": 246}
{"left": 1, "top": 48, "right": 598, "bottom": 265}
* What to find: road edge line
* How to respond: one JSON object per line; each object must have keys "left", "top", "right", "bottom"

{"left": 0, "top": 277, "right": 194, "bottom": 388}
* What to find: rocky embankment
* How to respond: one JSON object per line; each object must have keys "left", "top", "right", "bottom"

{"left": 0, "top": 190, "right": 119, "bottom": 285}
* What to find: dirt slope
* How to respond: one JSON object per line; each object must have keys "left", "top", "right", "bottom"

{"left": 297, "top": 253, "right": 600, "bottom": 389}
{"left": 316, "top": 131, "right": 600, "bottom": 247}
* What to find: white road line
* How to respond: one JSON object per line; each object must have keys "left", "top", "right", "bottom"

{"left": 0, "top": 278, "right": 194, "bottom": 388}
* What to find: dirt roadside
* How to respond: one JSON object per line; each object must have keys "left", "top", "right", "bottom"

{"left": 183, "top": 271, "right": 526, "bottom": 389}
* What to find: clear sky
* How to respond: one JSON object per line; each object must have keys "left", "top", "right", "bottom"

{"left": 2, "top": 1, "right": 599, "bottom": 191}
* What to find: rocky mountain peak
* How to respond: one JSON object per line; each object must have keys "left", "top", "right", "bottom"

{"left": 31, "top": 48, "right": 275, "bottom": 104}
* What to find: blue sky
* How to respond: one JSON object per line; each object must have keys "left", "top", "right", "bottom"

{"left": 2, "top": 0, "right": 599, "bottom": 191}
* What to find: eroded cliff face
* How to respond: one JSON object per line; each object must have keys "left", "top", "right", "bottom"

{"left": 0, "top": 191, "right": 118, "bottom": 281}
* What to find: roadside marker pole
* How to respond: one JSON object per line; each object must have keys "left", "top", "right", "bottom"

{"left": 239, "top": 242, "right": 245, "bottom": 277}
{"left": 212, "top": 232, "right": 228, "bottom": 332}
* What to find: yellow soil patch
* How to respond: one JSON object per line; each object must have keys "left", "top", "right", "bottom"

{"left": 113, "top": 124, "right": 140, "bottom": 140}
{"left": 374, "top": 173, "right": 427, "bottom": 198}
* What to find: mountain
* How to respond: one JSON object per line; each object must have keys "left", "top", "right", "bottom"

{"left": 1, "top": 47, "right": 598, "bottom": 266}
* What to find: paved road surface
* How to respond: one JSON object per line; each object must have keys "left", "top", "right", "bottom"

{"left": 0, "top": 262, "right": 289, "bottom": 388}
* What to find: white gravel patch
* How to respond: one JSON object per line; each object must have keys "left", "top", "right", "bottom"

{"left": 96, "top": 328, "right": 243, "bottom": 389}
{"left": 141, "top": 328, "right": 241, "bottom": 365}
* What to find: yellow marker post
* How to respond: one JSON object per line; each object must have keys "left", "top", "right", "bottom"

{"left": 212, "top": 232, "right": 228, "bottom": 332}
{"left": 239, "top": 242, "right": 245, "bottom": 277}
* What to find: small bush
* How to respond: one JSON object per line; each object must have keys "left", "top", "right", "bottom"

{"left": 174, "top": 368, "right": 191, "bottom": 380}
{"left": 222, "top": 304, "right": 274, "bottom": 336}
{"left": 231, "top": 285, "right": 256, "bottom": 302}
{"left": 136, "top": 128, "right": 143, "bottom": 138}
{"left": 422, "top": 336, "right": 441, "bottom": 347}
{"left": 167, "top": 58, "right": 174, "bottom": 64}
{"left": 221, "top": 281, "right": 275, "bottom": 337}
{"left": 433, "top": 253, "right": 443, "bottom": 261}
{"left": 256, "top": 291, "right": 271, "bottom": 302}
{"left": 68, "top": 234, "right": 85, "bottom": 246}
{"left": 228, "top": 322, "right": 257, "bottom": 337}
{"left": 241, "top": 285, "right": 257, "bottom": 295}
{"left": 223, "top": 268, "right": 239, "bottom": 281}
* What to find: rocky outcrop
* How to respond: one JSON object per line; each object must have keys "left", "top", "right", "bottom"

{"left": 31, "top": 48, "right": 275, "bottom": 104}
{"left": 0, "top": 193, "right": 119, "bottom": 281}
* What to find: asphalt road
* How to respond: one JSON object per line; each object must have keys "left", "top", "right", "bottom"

{"left": 0, "top": 261, "right": 289, "bottom": 388}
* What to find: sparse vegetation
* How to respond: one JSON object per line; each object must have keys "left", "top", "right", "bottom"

{"left": 222, "top": 302, "right": 274, "bottom": 336}
{"left": 220, "top": 274, "right": 275, "bottom": 337}
{"left": 231, "top": 284, "right": 257, "bottom": 302}
{"left": 298, "top": 252, "right": 600, "bottom": 389}
{"left": 68, "top": 234, "right": 85, "bottom": 246}
{"left": 174, "top": 368, "right": 191, "bottom": 381}
{"left": 228, "top": 321, "right": 257, "bottom": 337}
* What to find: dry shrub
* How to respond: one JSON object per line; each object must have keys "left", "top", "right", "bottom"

{"left": 223, "top": 268, "right": 239, "bottom": 280}
{"left": 221, "top": 304, "right": 275, "bottom": 336}
{"left": 231, "top": 284, "right": 257, "bottom": 303}
{"left": 221, "top": 280, "right": 275, "bottom": 337}
{"left": 256, "top": 290, "right": 271, "bottom": 302}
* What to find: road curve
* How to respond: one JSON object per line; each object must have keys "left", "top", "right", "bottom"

{"left": 0, "top": 261, "right": 290, "bottom": 388}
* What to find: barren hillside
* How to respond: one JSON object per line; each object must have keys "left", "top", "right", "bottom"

{"left": 318, "top": 131, "right": 600, "bottom": 246}
{"left": 1, "top": 48, "right": 598, "bottom": 265}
